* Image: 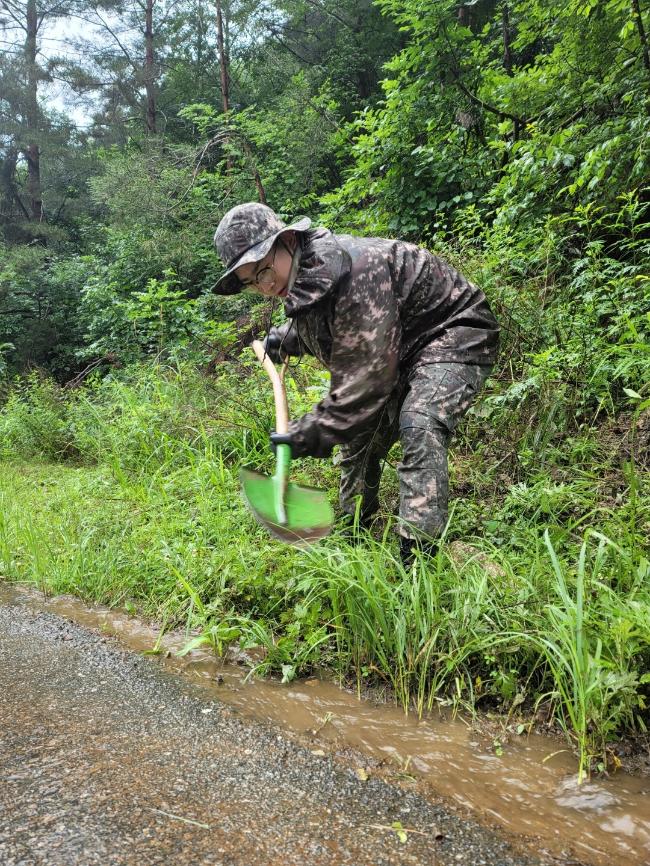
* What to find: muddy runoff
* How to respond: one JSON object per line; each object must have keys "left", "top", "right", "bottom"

{"left": 5, "top": 585, "right": 650, "bottom": 866}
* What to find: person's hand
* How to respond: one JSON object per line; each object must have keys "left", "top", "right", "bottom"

{"left": 270, "top": 431, "right": 293, "bottom": 452}
{"left": 262, "top": 329, "right": 287, "bottom": 364}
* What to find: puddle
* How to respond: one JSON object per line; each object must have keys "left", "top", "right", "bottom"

{"left": 3, "top": 583, "right": 650, "bottom": 866}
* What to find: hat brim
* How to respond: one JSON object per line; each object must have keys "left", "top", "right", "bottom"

{"left": 211, "top": 217, "right": 312, "bottom": 295}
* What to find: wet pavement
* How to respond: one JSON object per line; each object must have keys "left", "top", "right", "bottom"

{"left": 0, "top": 595, "right": 550, "bottom": 866}
{"left": 4, "top": 588, "right": 649, "bottom": 865}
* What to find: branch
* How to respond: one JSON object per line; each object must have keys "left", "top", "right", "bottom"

{"left": 0, "top": 307, "right": 35, "bottom": 318}
{"left": 305, "top": 96, "right": 341, "bottom": 130}
{"left": 13, "top": 190, "right": 31, "bottom": 220}
{"left": 267, "top": 28, "right": 317, "bottom": 66}
{"left": 632, "top": 0, "right": 650, "bottom": 77}
{"left": 158, "top": 0, "right": 181, "bottom": 27}
{"left": 51, "top": 192, "right": 69, "bottom": 223}
{"left": 0, "top": 0, "right": 27, "bottom": 14}
{"left": 37, "top": 0, "right": 75, "bottom": 28}
{"left": 0, "top": 0, "right": 27, "bottom": 32}
{"left": 302, "top": 0, "right": 359, "bottom": 32}
{"left": 452, "top": 73, "right": 527, "bottom": 125}
{"left": 239, "top": 136, "right": 267, "bottom": 204}
{"left": 64, "top": 354, "right": 119, "bottom": 388}
{"left": 70, "top": 10, "right": 139, "bottom": 73}
{"left": 440, "top": 20, "right": 528, "bottom": 125}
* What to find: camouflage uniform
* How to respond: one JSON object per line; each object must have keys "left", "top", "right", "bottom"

{"left": 337, "top": 359, "right": 491, "bottom": 538}
{"left": 213, "top": 205, "right": 499, "bottom": 541}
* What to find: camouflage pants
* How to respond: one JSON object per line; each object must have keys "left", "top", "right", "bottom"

{"left": 338, "top": 362, "right": 491, "bottom": 540}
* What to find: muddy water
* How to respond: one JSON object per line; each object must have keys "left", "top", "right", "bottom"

{"left": 5, "top": 585, "right": 650, "bottom": 866}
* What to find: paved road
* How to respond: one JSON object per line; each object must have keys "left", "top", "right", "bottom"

{"left": 0, "top": 596, "right": 549, "bottom": 866}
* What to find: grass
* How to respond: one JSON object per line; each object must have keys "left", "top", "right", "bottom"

{"left": 0, "top": 360, "right": 648, "bottom": 779}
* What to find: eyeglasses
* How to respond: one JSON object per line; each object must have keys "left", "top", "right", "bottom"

{"left": 239, "top": 243, "right": 280, "bottom": 291}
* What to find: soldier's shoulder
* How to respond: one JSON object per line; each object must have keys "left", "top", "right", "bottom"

{"left": 333, "top": 233, "right": 400, "bottom": 261}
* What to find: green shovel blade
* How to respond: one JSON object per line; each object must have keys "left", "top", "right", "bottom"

{"left": 240, "top": 466, "right": 334, "bottom": 545}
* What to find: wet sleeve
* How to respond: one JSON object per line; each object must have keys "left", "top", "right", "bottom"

{"left": 288, "top": 257, "right": 401, "bottom": 458}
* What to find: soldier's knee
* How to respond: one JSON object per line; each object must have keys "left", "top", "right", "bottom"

{"left": 400, "top": 418, "right": 449, "bottom": 464}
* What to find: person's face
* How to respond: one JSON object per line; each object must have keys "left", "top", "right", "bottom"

{"left": 234, "top": 234, "right": 295, "bottom": 297}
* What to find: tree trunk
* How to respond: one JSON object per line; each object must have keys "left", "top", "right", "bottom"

{"left": 216, "top": 0, "right": 229, "bottom": 113}
{"left": 502, "top": 2, "right": 513, "bottom": 76}
{"left": 216, "top": 0, "right": 233, "bottom": 171}
{"left": 144, "top": 0, "right": 157, "bottom": 133}
{"left": 196, "top": 0, "right": 205, "bottom": 97}
{"left": 24, "top": 0, "right": 43, "bottom": 221}
{"left": 1, "top": 146, "right": 31, "bottom": 221}
{"left": 631, "top": 0, "right": 650, "bottom": 77}
{"left": 240, "top": 138, "right": 267, "bottom": 204}
{"left": 0, "top": 146, "right": 19, "bottom": 218}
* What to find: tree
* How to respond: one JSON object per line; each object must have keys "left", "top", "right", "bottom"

{"left": 251, "top": 0, "right": 402, "bottom": 117}
{"left": 0, "top": 0, "right": 80, "bottom": 225}
{"left": 324, "top": 0, "right": 650, "bottom": 241}
{"left": 53, "top": 0, "right": 179, "bottom": 138}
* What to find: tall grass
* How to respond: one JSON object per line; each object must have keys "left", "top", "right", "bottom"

{"left": 297, "top": 536, "right": 504, "bottom": 714}
{"left": 295, "top": 525, "right": 649, "bottom": 775}
{"left": 525, "top": 531, "right": 648, "bottom": 780}
{"left": 0, "top": 361, "right": 648, "bottom": 777}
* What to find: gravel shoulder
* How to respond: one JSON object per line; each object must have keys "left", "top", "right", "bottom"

{"left": 0, "top": 596, "right": 552, "bottom": 866}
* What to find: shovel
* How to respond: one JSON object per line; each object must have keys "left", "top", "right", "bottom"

{"left": 239, "top": 339, "right": 334, "bottom": 545}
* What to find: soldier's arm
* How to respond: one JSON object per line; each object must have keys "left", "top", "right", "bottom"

{"left": 288, "top": 253, "right": 401, "bottom": 457}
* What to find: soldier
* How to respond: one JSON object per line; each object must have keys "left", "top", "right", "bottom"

{"left": 212, "top": 203, "right": 499, "bottom": 564}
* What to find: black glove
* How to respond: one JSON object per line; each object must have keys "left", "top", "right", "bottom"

{"left": 262, "top": 329, "right": 288, "bottom": 364}
{"left": 271, "top": 427, "right": 333, "bottom": 459}
{"left": 270, "top": 431, "right": 293, "bottom": 452}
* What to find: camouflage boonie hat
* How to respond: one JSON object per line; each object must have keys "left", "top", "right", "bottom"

{"left": 212, "top": 202, "right": 311, "bottom": 295}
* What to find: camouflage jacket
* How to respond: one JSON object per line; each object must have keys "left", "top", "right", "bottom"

{"left": 274, "top": 228, "right": 499, "bottom": 458}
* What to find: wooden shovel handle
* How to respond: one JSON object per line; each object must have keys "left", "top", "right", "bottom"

{"left": 251, "top": 340, "right": 289, "bottom": 435}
